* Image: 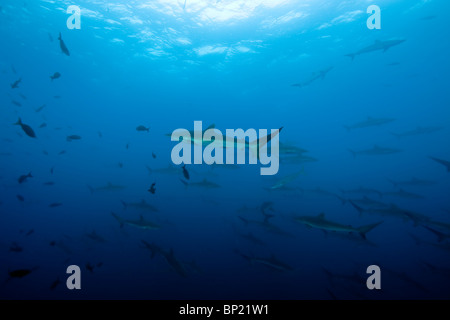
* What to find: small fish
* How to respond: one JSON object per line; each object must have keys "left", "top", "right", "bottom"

{"left": 50, "top": 72, "right": 61, "bottom": 81}
{"left": 19, "top": 93, "right": 27, "bottom": 100}
{"left": 58, "top": 32, "right": 70, "bottom": 56}
{"left": 39, "top": 122, "right": 47, "bottom": 128}
{"left": 50, "top": 166, "right": 55, "bottom": 174}
{"left": 148, "top": 183, "right": 156, "bottom": 194}
{"left": 8, "top": 268, "right": 33, "bottom": 279}
{"left": 17, "top": 194, "right": 25, "bottom": 202}
{"left": 18, "top": 172, "right": 32, "bottom": 184}
{"left": 98, "top": 131, "right": 102, "bottom": 138}
{"left": 118, "top": 162, "right": 123, "bottom": 168}
{"left": 25, "top": 229, "right": 34, "bottom": 236}
{"left": 12, "top": 100, "right": 22, "bottom": 107}
{"left": 35, "top": 104, "right": 46, "bottom": 112}
{"left": 58, "top": 150, "right": 66, "bottom": 155}
{"left": 14, "top": 118, "right": 36, "bottom": 138}
{"left": 66, "top": 135, "right": 81, "bottom": 142}
{"left": 50, "top": 278, "right": 60, "bottom": 290}
{"left": 182, "top": 165, "right": 190, "bottom": 180}
{"left": 126, "top": 143, "right": 129, "bottom": 149}
{"left": 152, "top": 152, "right": 156, "bottom": 159}
{"left": 43, "top": 181, "right": 55, "bottom": 186}
{"left": 136, "top": 125, "right": 150, "bottom": 132}
{"left": 11, "top": 78, "right": 21, "bottom": 89}
{"left": 49, "top": 203, "right": 62, "bottom": 208}
{"left": 54, "top": 95, "right": 61, "bottom": 99}
{"left": 86, "top": 263, "right": 95, "bottom": 273}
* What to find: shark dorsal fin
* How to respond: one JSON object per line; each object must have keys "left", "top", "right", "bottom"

{"left": 318, "top": 213, "right": 325, "bottom": 219}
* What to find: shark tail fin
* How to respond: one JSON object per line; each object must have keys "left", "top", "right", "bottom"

{"left": 358, "top": 221, "right": 383, "bottom": 240}
{"left": 111, "top": 212, "right": 124, "bottom": 228}
{"left": 14, "top": 117, "right": 22, "bottom": 126}
{"left": 349, "top": 200, "right": 365, "bottom": 217}
{"left": 179, "top": 178, "right": 189, "bottom": 188}
{"left": 348, "top": 149, "right": 357, "bottom": 158}
{"left": 58, "top": 32, "right": 62, "bottom": 41}
{"left": 120, "top": 200, "right": 127, "bottom": 210}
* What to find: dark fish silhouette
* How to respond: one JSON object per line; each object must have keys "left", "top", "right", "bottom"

{"left": 16, "top": 194, "right": 25, "bottom": 202}
{"left": 25, "top": 229, "right": 34, "bottom": 236}
{"left": 182, "top": 165, "right": 189, "bottom": 180}
{"left": 39, "top": 122, "right": 47, "bottom": 128}
{"left": 10, "top": 78, "right": 21, "bottom": 89}
{"left": 50, "top": 72, "right": 61, "bottom": 81}
{"left": 50, "top": 278, "right": 60, "bottom": 290}
{"left": 35, "top": 104, "right": 46, "bottom": 112}
{"left": 152, "top": 152, "right": 156, "bottom": 159}
{"left": 8, "top": 269, "right": 32, "bottom": 278}
{"left": 14, "top": 118, "right": 36, "bottom": 138}
{"left": 12, "top": 100, "right": 21, "bottom": 107}
{"left": 58, "top": 32, "right": 70, "bottom": 56}
{"left": 429, "top": 156, "right": 450, "bottom": 172}
{"left": 18, "top": 172, "right": 32, "bottom": 184}
{"left": 43, "top": 181, "right": 55, "bottom": 186}
{"left": 86, "top": 263, "right": 95, "bottom": 273}
{"left": 49, "top": 203, "right": 62, "bottom": 208}
{"left": 148, "top": 183, "right": 156, "bottom": 194}
{"left": 136, "top": 125, "right": 149, "bottom": 132}
{"left": 66, "top": 135, "right": 81, "bottom": 142}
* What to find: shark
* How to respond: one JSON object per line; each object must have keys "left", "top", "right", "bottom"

{"left": 270, "top": 168, "right": 304, "bottom": 189}
{"left": 390, "top": 126, "right": 443, "bottom": 138}
{"left": 383, "top": 189, "right": 425, "bottom": 199}
{"left": 111, "top": 212, "right": 160, "bottom": 230}
{"left": 88, "top": 182, "right": 126, "bottom": 193}
{"left": 141, "top": 240, "right": 187, "bottom": 277}
{"left": 279, "top": 142, "right": 308, "bottom": 156}
{"left": 85, "top": 230, "right": 106, "bottom": 243}
{"left": 166, "top": 123, "right": 216, "bottom": 146}
{"left": 293, "top": 213, "right": 382, "bottom": 239}
{"left": 235, "top": 250, "right": 293, "bottom": 272}
{"left": 348, "top": 145, "right": 402, "bottom": 157}
{"left": 387, "top": 177, "right": 437, "bottom": 188}
{"left": 121, "top": 199, "right": 158, "bottom": 213}
{"left": 291, "top": 66, "right": 333, "bottom": 88}
{"left": 345, "top": 39, "right": 405, "bottom": 60}
{"left": 344, "top": 116, "right": 395, "bottom": 131}
{"left": 349, "top": 200, "right": 425, "bottom": 224}
{"left": 429, "top": 156, "right": 450, "bottom": 172}
{"left": 409, "top": 233, "right": 450, "bottom": 253}
{"left": 280, "top": 154, "right": 318, "bottom": 164}
{"left": 239, "top": 212, "right": 293, "bottom": 238}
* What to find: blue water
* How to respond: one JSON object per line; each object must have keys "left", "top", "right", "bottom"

{"left": 1, "top": 0, "right": 449, "bottom": 300}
